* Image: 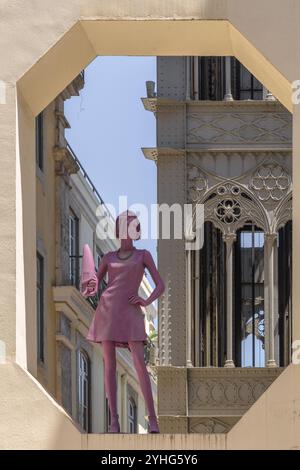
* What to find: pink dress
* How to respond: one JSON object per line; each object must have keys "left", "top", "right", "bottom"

{"left": 86, "top": 247, "right": 148, "bottom": 349}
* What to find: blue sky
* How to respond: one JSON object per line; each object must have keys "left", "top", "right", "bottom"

{"left": 65, "top": 56, "right": 157, "bottom": 259}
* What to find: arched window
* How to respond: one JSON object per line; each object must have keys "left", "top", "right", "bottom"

{"left": 127, "top": 395, "right": 137, "bottom": 434}
{"left": 235, "top": 225, "right": 265, "bottom": 367}
{"left": 77, "top": 349, "right": 91, "bottom": 432}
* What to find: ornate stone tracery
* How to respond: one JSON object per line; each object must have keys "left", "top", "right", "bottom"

{"left": 191, "top": 179, "right": 270, "bottom": 235}
{"left": 249, "top": 162, "right": 291, "bottom": 206}
{"left": 187, "top": 157, "right": 292, "bottom": 236}
{"left": 187, "top": 164, "right": 208, "bottom": 202}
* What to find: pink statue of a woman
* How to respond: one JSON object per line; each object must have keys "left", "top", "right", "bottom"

{"left": 80, "top": 210, "right": 165, "bottom": 433}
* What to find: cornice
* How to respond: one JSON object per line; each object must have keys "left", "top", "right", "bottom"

{"left": 141, "top": 147, "right": 185, "bottom": 162}
{"left": 59, "top": 73, "right": 85, "bottom": 101}
{"left": 141, "top": 146, "right": 291, "bottom": 162}
{"left": 53, "top": 285, "right": 94, "bottom": 329}
{"left": 53, "top": 145, "right": 80, "bottom": 176}
{"left": 141, "top": 96, "right": 288, "bottom": 115}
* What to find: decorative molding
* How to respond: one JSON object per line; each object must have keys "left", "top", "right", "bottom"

{"left": 187, "top": 108, "right": 292, "bottom": 148}
{"left": 141, "top": 97, "right": 157, "bottom": 113}
{"left": 188, "top": 417, "right": 240, "bottom": 434}
{"left": 53, "top": 146, "right": 80, "bottom": 178}
{"left": 187, "top": 367, "right": 283, "bottom": 416}
{"left": 141, "top": 97, "right": 181, "bottom": 114}
{"left": 188, "top": 150, "right": 291, "bottom": 181}
{"left": 53, "top": 285, "right": 94, "bottom": 329}
{"left": 55, "top": 334, "right": 74, "bottom": 351}
{"left": 59, "top": 73, "right": 84, "bottom": 101}
{"left": 249, "top": 162, "right": 291, "bottom": 206}
{"left": 141, "top": 147, "right": 185, "bottom": 162}
{"left": 142, "top": 96, "right": 287, "bottom": 111}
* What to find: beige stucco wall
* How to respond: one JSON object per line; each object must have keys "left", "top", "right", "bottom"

{"left": 0, "top": 363, "right": 83, "bottom": 450}
{"left": 227, "top": 364, "right": 300, "bottom": 449}
{"left": 0, "top": 0, "right": 300, "bottom": 449}
{"left": 36, "top": 100, "right": 58, "bottom": 394}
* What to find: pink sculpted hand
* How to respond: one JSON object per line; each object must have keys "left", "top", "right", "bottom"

{"left": 128, "top": 294, "right": 148, "bottom": 307}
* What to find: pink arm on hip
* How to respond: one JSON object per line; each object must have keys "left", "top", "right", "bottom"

{"left": 143, "top": 249, "right": 165, "bottom": 306}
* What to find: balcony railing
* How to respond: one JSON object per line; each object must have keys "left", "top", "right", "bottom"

{"left": 67, "top": 142, "right": 114, "bottom": 224}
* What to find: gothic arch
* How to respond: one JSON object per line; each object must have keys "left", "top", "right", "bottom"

{"left": 192, "top": 181, "right": 270, "bottom": 235}
{"left": 273, "top": 191, "right": 292, "bottom": 233}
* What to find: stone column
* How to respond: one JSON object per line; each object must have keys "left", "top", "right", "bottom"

{"left": 194, "top": 249, "right": 200, "bottom": 366}
{"left": 223, "top": 233, "right": 236, "bottom": 368}
{"left": 157, "top": 153, "right": 186, "bottom": 366}
{"left": 264, "top": 233, "right": 278, "bottom": 368}
{"left": 185, "top": 56, "right": 191, "bottom": 101}
{"left": 186, "top": 247, "right": 193, "bottom": 367}
{"left": 224, "top": 57, "right": 234, "bottom": 101}
{"left": 193, "top": 57, "right": 199, "bottom": 100}
{"left": 156, "top": 57, "right": 187, "bottom": 367}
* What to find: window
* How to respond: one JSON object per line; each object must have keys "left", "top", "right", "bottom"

{"left": 127, "top": 394, "right": 137, "bottom": 433}
{"left": 77, "top": 349, "right": 91, "bottom": 432}
{"left": 35, "top": 112, "right": 44, "bottom": 171}
{"left": 233, "top": 60, "right": 263, "bottom": 100}
{"left": 36, "top": 252, "right": 44, "bottom": 363}
{"left": 235, "top": 226, "right": 265, "bottom": 367}
{"left": 194, "top": 57, "right": 263, "bottom": 101}
{"left": 96, "top": 247, "right": 107, "bottom": 294}
{"left": 69, "top": 210, "right": 79, "bottom": 288}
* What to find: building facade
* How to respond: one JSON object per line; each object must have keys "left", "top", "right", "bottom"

{"left": 142, "top": 56, "right": 292, "bottom": 433}
{"left": 2, "top": 1, "right": 300, "bottom": 449}
{"left": 36, "top": 73, "right": 157, "bottom": 434}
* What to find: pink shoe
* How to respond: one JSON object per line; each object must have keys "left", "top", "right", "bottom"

{"left": 109, "top": 414, "right": 120, "bottom": 433}
{"left": 148, "top": 415, "right": 160, "bottom": 433}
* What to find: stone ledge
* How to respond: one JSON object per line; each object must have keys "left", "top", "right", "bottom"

{"left": 83, "top": 432, "right": 226, "bottom": 450}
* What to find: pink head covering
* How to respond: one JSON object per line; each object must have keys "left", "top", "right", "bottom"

{"left": 80, "top": 243, "right": 98, "bottom": 297}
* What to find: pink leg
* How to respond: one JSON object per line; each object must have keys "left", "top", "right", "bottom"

{"left": 128, "top": 341, "right": 156, "bottom": 418}
{"left": 101, "top": 340, "right": 118, "bottom": 419}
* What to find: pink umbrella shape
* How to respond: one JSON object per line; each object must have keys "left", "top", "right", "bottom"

{"left": 80, "top": 243, "right": 98, "bottom": 297}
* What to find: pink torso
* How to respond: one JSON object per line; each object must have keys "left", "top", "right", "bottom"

{"left": 103, "top": 247, "right": 145, "bottom": 300}
{"left": 86, "top": 247, "right": 147, "bottom": 347}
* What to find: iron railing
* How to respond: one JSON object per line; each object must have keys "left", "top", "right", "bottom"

{"left": 66, "top": 142, "right": 114, "bottom": 224}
